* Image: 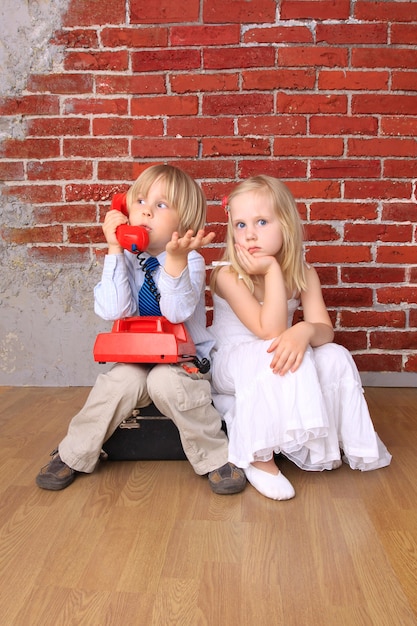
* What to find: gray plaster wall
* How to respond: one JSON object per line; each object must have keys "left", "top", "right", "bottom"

{"left": 0, "top": 0, "right": 111, "bottom": 386}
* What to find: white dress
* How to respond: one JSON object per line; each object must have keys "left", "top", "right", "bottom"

{"left": 209, "top": 294, "right": 392, "bottom": 471}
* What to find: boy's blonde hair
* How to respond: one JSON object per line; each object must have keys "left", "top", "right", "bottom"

{"left": 126, "top": 164, "right": 207, "bottom": 235}
{"left": 212, "top": 175, "right": 307, "bottom": 294}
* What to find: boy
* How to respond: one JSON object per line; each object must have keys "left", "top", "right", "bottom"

{"left": 36, "top": 165, "right": 246, "bottom": 495}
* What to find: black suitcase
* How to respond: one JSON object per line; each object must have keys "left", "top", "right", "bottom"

{"left": 102, "top": 403, "right": 227, "bottom": 461}
{"left": 102, "top": 403, "right": 187, "bottom": 461}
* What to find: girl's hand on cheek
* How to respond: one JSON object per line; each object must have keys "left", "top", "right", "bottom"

{"left": 235, "top": 244, "right": 275, "bottom": 275}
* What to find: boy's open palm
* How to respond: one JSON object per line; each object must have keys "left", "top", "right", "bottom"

{"left": 166, "top": 229, "right": 215, "bottom": 257}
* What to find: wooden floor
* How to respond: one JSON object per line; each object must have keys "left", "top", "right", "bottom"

{"left": 0, "top": 386, "right": 416, "bottom": 626}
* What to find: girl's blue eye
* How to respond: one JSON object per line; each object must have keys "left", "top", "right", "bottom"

{"left": 258, "top": 219, "right": 267, "bottom": 226}
{"left": 236, "top": 222, "right": 245, "bottom": 229}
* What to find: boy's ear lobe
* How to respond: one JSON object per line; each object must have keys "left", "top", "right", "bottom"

{"left": 111, "top": 192, "right": 128, "bottom": 216}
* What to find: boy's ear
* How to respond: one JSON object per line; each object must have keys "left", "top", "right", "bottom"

{"left": 110, "top": 192, "right": 128, "bottom": 216}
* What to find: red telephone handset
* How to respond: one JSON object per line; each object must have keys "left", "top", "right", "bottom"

{"left": 110, "top": 192, "right": 149, "bottom": 253}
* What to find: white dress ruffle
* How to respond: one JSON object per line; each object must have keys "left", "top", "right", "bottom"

{"left": 209, "top": 294, "right": 392, "bottom": 472}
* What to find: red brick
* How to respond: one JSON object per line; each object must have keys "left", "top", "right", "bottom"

{"left": 27, "top": 74, "right": 93, "bottom": 94}
{"left": 376, "top": 247, "right": 417, "bottom": 265}
{"left": 405, "top": 354, "right": 417, "bottom": 373}
{"left": 316, "top": 266, "right": 338, "bottom": 286}
{"left": 169, "top": 160, "right": 236, "bottom": 180}
{"left": 3, "top": 185, "right": 62, "bottom": 203}
{"left": 348, "top": 137, "right": 417, "bottom": 157}
{"left": 274, "top": 137, "right": 344, "bottom": 157}
{"left": 311, "top": 159, "right": 381, "bottom": 179}
{"left": 96, "top": 75, "right": 166, "bottom": 95}
{"left": 101, "top": 27, "right": 168, "bottom": 48}
{"left": 63, "top": 98, "right": 128, "bottom": 115}
{"left": 344, "top": 223, "right": 412, "bottom": 243}
{"left": 0, "top": 96, "right": 59, "bottom": 116}
{"left": 304, "top": 224, "right": 340, "bottom": 243}
{"left": 344, "top": 180, "right": 412, "bottom": 200}
{"left": 130, "top": 0, "right": 199, "bottom": 23}
{"left": 243, "top": 69, "right": 315, "bottom": 90}
{"left": 354, "top": 1, "right": 417, "bottom": 22}
{"left": 238, "top": 159, "right": 307, "bottom": 179}
{"left": 167, "top": 117, "right": 234, "bottom": 137}
{"left": 382, "top": 203, "right": 417, "bottom": 222}
{"left": 288, "top": 181, "right": 341, "bottom": 200}
{"left": 279, "top": 47, "right": 348, "bottom": 68}
{"left": 204, "top": 47, "right": 275, "bottom": 70}
{"left": 34, "top": 204, "right": 97, "bottom": 224}
{"left": 171, "top": 25, "right": 240, "bottom": 46}
{"left": 62, "top": 0, "right": 126, "bottom": 27}
{"left": 51, "top": 28, "right": 99, "bottom": 48}
{"left": 132, "top": 50, "right": 200, "bottom": 72}
{"left": 282, "top": 0, "right": 350, "bottom": 19}
{"left": 93, "top": 118, "right": 163, "bottom": 136}
{"left": 306, "top": 246, "right": 372, "bottom": 264}
{"left": 98, "top": 162, "right": 135, "bottom": 181}
{"left": 203, "top": 94, "right": 273, "bottom": 116}
{"left": 392, "top": 71, "right": 417, "bottom": 92}
{"left": 334, "top": 331, "right": 368, "bottom": 351}
{"left": 316, "top": 23, "right": 388, "bottom": 44}
{"left": 65, "top": 183, "right": 128, "bottom": 203}
{"left": 1, "top": 225, "right": 63, "bottom": 244}
{"left": 204, "top": 0, "right": 276, "bottom": 23}
{"left": 171, "top": 73, "right": 239, "bottom": 94}
{"left": 244, "top": 26, "right": 312, "bottom": 44}
{"left": 342, "top": 266, "right": 405, "bottom": 284}
{"left": 68, "top": 225, "right": 104, "bottom": 244}
{"left": 64, "top": 51, "right": 128, "bottom": 71}
{"left": 353, "top": 94, "right": 417, "bottom": 115}
{"left": 340, "top": 310, "right": 405, "bottom": 328}
{"left": 391, "top": 24, "right": 417, "bottom": 45}
{"left": 352, "top": 354, "right": 402, "bottom": 373}
{"left": 310, "top": 202, "right": 377, "bottom": 221}
{"left": 63, "top": 138, "right": 128, "bottom": 158}
{"left": 377, "top": 286, "right": 417, "bottom": 305}
{"left": 131, "top": 96, "right": 198, "bottom": 117}
{"left": 278, "top": 93, "right": 347, "bottom": 115}
{"left": 371, "top": 331, "right": 417, "bottom": 350}
{"left": 27, "top": 160, "right": 93, "bottom": 181}
{"left": 310, "top": 115, "right": 378, "bottom": 136}
{"left": 322, "top": 287, "right": 373, "bottom": 307}
{"left": 27, "top": 118, "right": 90, "bottom": 137}
{"left": 131, "top": 138, "right": 198, "bottom": 158}
{"left": 318, "top": 70, "right": 388, "bottom": 91}
{"left": 0, "top": 162, "right": 24, "bottom": 180}
{"left": 203, "top": 138, "right": 270, "bottom": 157}
{"left": 384, "top": 160, "right": 417, "bottom": 179}
{"left": 238, "top": 115, "right": 307, "bottom": 136}
{"left": 381, "top": 116, "right": 417, "bottom": 136}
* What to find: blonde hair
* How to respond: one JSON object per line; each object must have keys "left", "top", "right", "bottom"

{"left": 126, "top": 165, "right": 206, "bottom": 235}
{"left": 212, "top": 175, "right": 307, "bottom": 294}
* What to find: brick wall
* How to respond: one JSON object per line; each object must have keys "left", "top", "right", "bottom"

{"left": 1, "top": 0, "right": 416, "bottom": 382}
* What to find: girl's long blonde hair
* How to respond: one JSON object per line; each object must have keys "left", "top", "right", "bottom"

{"left": 126, "top": 164, "right": 207, "bottom": 235}
{"left": 211, "top": 175, "right": 307, "bottom": 294}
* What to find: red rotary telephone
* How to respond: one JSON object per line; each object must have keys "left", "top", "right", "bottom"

{"left": 111, "top": 192, "right": 149, "bottom": 254}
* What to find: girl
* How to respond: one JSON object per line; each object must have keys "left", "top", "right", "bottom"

{"left": 209, "top": 175, "right": 391, "bottom": 501}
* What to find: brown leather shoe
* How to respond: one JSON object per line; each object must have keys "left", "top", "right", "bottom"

{"left": 36, "top": 451, "right": 76, "bottom": 490}
{"left": 208, "top": 462, "right": 246, "bottom": 495}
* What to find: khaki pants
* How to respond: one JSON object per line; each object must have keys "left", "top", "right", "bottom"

{"left": 59, "top": 362, "right": 229, "bottom": 475}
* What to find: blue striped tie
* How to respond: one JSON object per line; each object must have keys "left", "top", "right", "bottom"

{"left": 138, "top": 256, "right": 161, "bottom": 316}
